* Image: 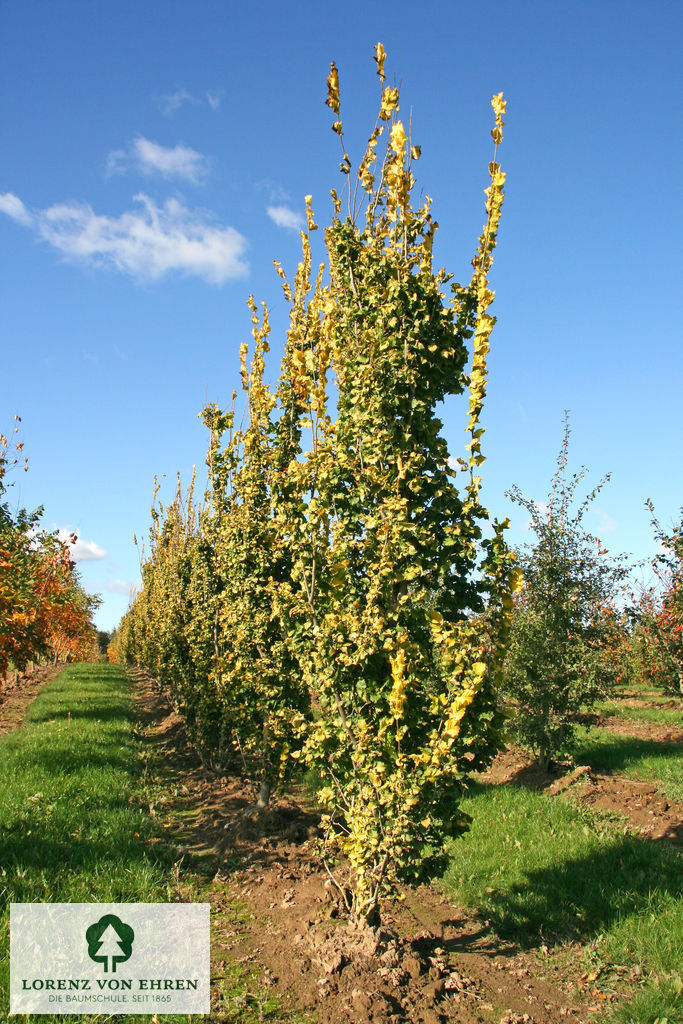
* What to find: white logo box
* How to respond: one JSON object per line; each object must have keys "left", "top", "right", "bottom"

{"left": 10, "top": 902, "right": 210, "bottom": 1015}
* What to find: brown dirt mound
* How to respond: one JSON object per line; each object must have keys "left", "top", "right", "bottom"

{"left": 597, "top": 714, "right": 683, "bottom": 744}
{"left": 480, "top": 749, "right": 683, "bottom": 844}
{"left": 0, "top": 663, "right": 65, "bottom": 735}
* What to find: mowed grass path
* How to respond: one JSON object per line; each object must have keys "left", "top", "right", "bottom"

{"left": 0, "top": 663, "right": 301, "bottom": 1024}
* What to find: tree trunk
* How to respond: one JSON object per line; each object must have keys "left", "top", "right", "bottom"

{"left": 256, "top": 779, "right": 271, "bottom": 809}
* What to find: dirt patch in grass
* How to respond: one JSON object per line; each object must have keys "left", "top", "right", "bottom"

{"left": 132, "top": 668, "right": 618, "bottom": 1024}
{"left": 575, "top": 710, "right": 683, "bottom": 744}
{"left": 480, "top": 749, "right": 683, "bottom": 844}
{"left": 0, "top": 663, "right": 65, "bottom": 735}
{"left": 616, "top": 693, "right": 679, "bottom": 708}
{"left": 596, "top": 714, "right": 683, "bottom": 744}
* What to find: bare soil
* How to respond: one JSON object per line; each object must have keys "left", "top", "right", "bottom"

{"left": 132, "top": 669, "right": 676, "bottom": 1024}
{"left": 0, "top": 663, "right": 65, "bottom": 735}
{"left": 574, "top": 710, "right": 682, "bottom": 745}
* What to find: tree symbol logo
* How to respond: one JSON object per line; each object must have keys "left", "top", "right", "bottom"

{"left": 86, "top": 914, "right": 135, "bottom": 973}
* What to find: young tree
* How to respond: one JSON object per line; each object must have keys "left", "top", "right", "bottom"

{"left": 503, "top": 414, "right": 629, "bottom": 768}
{"left": 119, "top": 45, "right": 519, "bottom": 926}
{"left": 269, "top": 47, "right": 518, "bottom": 923}
{"left": 202, "top": 298, "right": 309, "bottom": 806}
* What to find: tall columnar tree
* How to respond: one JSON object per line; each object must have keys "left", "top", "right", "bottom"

{"left": 120, "top": 45, "right": 519, "bottom": 925}
{"left": 122, "top": 475, "right": 217, "bottom": 745}
{"left": 503, "top": 414, "right": 630, "bottom": 768}
{"left": 268, "top": 46, "right": 518, "bottom": 922}
{"left": 203, "top": 297, "right": 309, "bottom": 805}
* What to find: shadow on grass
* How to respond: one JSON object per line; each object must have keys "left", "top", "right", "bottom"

{"left": 26, "top": 700, "right": 134, "bottom": 725}
{"left": 0, "top": 828, "right": 169, "bottom": 879}
{"left": 448, "top": 830, "right": 681, "bottom": 950}
{"left": 496, "top": 735, "right": 682, "bottom": 793}
{"left": 0, "top": 737, "right": 138, "bottom": 776}
{"left": 573, "top": 732, "right": 683, "bottom": 774}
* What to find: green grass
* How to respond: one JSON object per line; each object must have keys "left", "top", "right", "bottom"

{"left": 0, "top": 663, "right": 306, "bottom": 1024}
{"left": 593, "top": 699, "right": 683, "bottom": 727}
{"left": 573, "top": 727, "right": 683, "bottom": 801}
{"left": 440, "top": 781, "right": 682, "bottom": 1023}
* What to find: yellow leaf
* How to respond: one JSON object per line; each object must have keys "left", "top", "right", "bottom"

{"left": 380, "top": 86, "right": 399, "bottom": 120}
{"left": 491, "top": 92, "right": 507, "bottom": 122}
{"left": 390, "top": 122, "right": 406, "bottom": 156}
{"left": 374, "top": 42, "right": 386, "bottom": 80}
{"left": 510, "top": 568, "right": 524, "bottom": 593}
{"left": 326, "top": 62, "right": 340, "bottom": 115}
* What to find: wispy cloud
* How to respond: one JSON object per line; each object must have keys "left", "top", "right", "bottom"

{"left": 155, "top": 87, "right": 194, "bottom": 115}
{"left": 267, "top": 204, "right": 305, "bottom": 231}
{"left": 0, "top": 191, "right": 32, "bottom": 225}
{"left": 57, "top": 529, "right": 107, "bottom": 562}
{"left": 1, "top": 191, "right": 249, "bottom": 284}
{"left": 591, "top": 507, "right": 619, "bottom": 536}
{"left": 107, "top": 136, "right": 209, "bottom": 184}
{"left": 256, "top": 180, "right": 290, "bottom": 203}
{"left": 155, "top": 88, "right": 222, "bottom": 116}
{"left": 516, "top": 402, "right": 531, "bottom": 424}
{"left": 105, "top": 578, "right": 139, "bottom": 596}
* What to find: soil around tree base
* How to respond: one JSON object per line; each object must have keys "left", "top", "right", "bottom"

{"left": 132, "top": 668, "right": 662, "bottom": 1024}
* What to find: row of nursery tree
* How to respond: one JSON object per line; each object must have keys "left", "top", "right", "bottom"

{"left": 0, "top": 421, "right": 101, "bottom": 679}
{"left": 114, "top": 48, "right": 681, "bottom": 926}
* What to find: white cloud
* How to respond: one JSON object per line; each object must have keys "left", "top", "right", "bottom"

{"left": 58, "top": 529, "right": 108, "bottom": 562}
{"left": 156, "top": 87, "right": 194, "bottom": 115}
{"left": 0, "top": 191, "right": 33, "bottom": 226}
{"left": 105, "top": 579, "right": 138, "bottom": 595}
{"left": 2, "top": 191, "right": 248, "bottom": 284}
{"left": 107, "top": 136, "right": 209, "bottom": 184}
{"left": 155, "top": 88, "right": 221, "bottom": 116}
{"left": 267, "top": 204, "right": 305, "bottom": 231}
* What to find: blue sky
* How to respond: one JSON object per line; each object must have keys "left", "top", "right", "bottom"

{"left": 1, "top": 0, "right": 681, "bottom": 631}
